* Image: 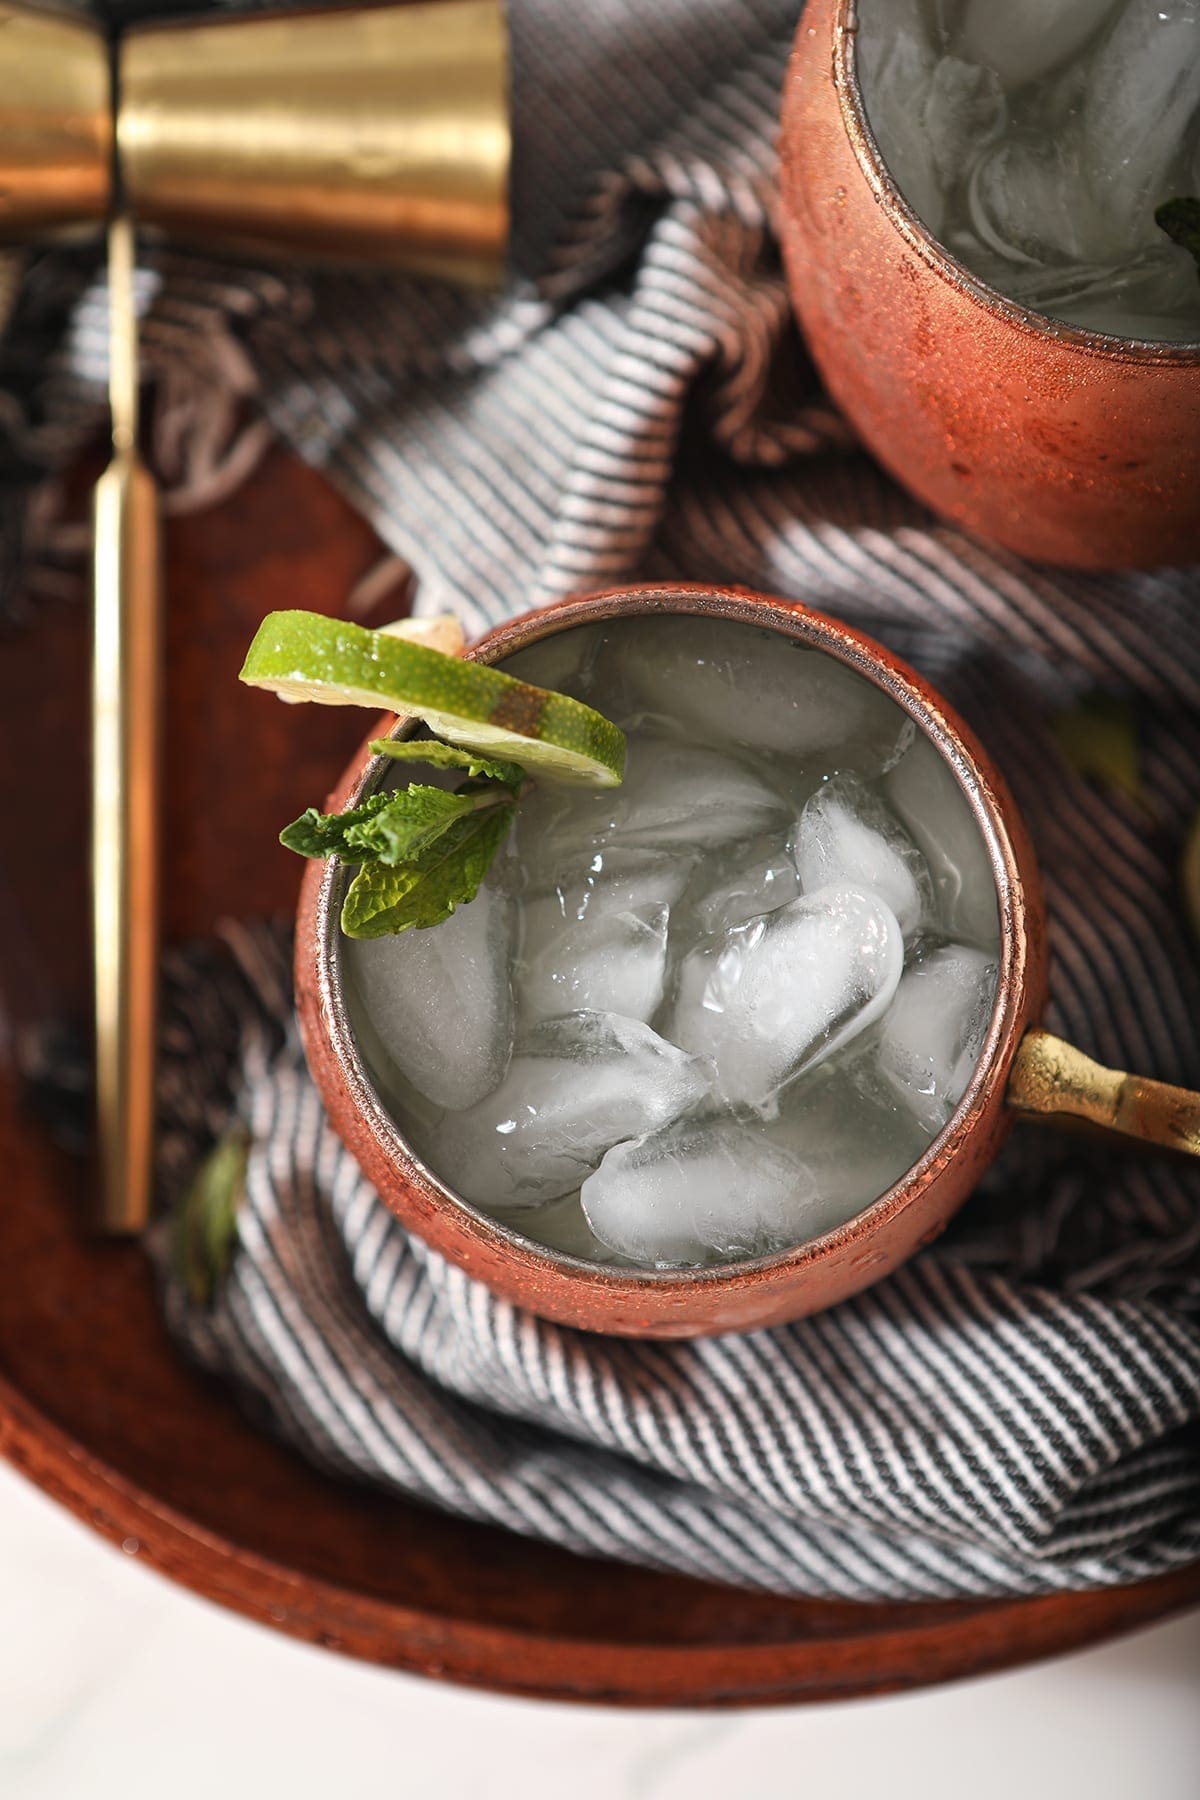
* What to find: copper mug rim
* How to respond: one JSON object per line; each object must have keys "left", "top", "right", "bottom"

{"left": 295, "top": 584, "right": 1195, "bottom": 1337}
{"left": 831, "top": 0, "right": 1200, "bottom": 363}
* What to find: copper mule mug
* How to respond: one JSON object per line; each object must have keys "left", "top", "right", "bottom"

{"left": 295, "top": 585, "right": 1200, "bottom": 1339}
{"left": 778, "top": 0, "right": 1200, "bottom": 569}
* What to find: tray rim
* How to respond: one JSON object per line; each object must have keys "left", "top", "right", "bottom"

{"left": 4, "top": 444, "right": 1197, "bottom": 1707}
{"left": 3, "top": 1370, "right": 1198, "bottom": 1708}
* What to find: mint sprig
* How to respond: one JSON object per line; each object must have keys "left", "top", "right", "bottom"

{"left": 1155, "top": 196, "right": 1200, "bottom": 282}
{"left": 341, "top": 799, "right": 517, "bottom": 936}
{"left": 369, "top": 737, "right": 525, "bottom": 790}
{"left": 172, "top": 1128, "right": 248, "bottom": 1306}
{"left": 283, "top": 781, "right": 511, "bottom": 868}
{"left": 280, "top": 787, "right": 422, "bottom": 859}
{"left": 281, "top": 739, "right": 526, "bottom": 936}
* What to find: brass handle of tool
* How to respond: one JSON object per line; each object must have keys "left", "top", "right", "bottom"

{"left": 92, "top": 450, "right": 160, "bottom": 1231}
{"left": 92, "top": 219, "right": 161, "bottom": 1234}
{"left": 1008, "top": 1029, "right": 1200, "bottom": 1157}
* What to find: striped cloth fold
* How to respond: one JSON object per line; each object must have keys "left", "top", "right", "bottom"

{"left": 8, "top": 0, "right": 1200, "bottom": 1598}
{"left": 153, "top": 923, "right": 1200, "bottom": 1602}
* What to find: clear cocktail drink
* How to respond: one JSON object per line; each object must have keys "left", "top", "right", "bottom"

{"left": 344, "top": 615, "right": 1001, "bottom": 1269}
{"left": 859, "top": 0, "right": 1200, "bottom": 341}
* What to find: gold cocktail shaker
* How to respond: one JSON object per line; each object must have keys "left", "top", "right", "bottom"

{"left": 0, "top": 0, "right": 510, "bottom": 1232}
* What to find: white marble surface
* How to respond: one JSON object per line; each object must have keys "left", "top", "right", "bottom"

{"left": 0, "top": 1455, "right": 1196, "bottom": 1800}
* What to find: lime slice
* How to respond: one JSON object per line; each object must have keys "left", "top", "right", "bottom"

{"left": 240, "top": 610, "right": 625, "bottom": 787}
{"left": 378, "top": 613, "right": 466, "bottom": 657}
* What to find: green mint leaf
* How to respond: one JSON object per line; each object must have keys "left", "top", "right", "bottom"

{"left": 1155, "top": 196, "right": 1200, "bottom": 281}
{"left": 344, "top": 784, "right": 487, "bottom": 865}
{"left": 282, "top": 783, "right": 511, "bottom": 866}
{"left": 280, "top": 790, "right": 397, "bottom": 859}
{"left": 172, "top": 1129, "right": 248, "bottom": 1307}
{"left": 1052, "top": 693, "right": 1141, "bottom": 799}
{"left": 370, "top": 736, "right": 526, "bottom": 792}
{"left": 341, "top": 799, "right": 517, "bottom": 936}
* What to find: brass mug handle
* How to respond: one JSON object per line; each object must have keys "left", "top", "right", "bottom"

{"left": 1008, "top": 1031, "right": 1200, "bottom": 1157}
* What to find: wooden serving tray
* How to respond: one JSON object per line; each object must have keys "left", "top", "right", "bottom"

{"left": 0, "top": 447, "right": 1196, "bottom": 1705}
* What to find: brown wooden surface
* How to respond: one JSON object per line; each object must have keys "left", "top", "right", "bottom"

{"left": 0, "top": 445, "right": 1196, "bottom": 1705}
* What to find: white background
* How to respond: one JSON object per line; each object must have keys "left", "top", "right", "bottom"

{"left": 1, "top": 1456, "right": 1195, "bottom": 1800}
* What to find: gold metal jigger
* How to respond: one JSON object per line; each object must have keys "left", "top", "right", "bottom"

{"left": 0, "top": 4, "right": 111, "bottom": 238}
{"left": 119, "top": 1, "right": 510, "bottom": 279}
{"left": 0, "top": 0, "right": 510, "bottom": 1233}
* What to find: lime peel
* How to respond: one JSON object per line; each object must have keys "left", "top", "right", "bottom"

{"left": 240, "top": 609, "right": 625, "bottom": 788}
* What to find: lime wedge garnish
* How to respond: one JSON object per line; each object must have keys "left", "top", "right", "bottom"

{"left": 240, "top": 610, "right": 625, "bottom": 787}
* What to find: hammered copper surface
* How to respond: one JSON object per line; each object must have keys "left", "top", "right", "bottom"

{"left": 297, "top": 584, "right": 1048, "bottom": 1339}
{"left": 1, "top": 448, "right": 1194, "bottom": 1700}
{"left": 779, "top": 0, "right": 1200, "bottom": 568}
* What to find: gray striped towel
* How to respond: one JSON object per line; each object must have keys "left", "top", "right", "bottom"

{"left": 8, "top": 0, "right": 1200, "bottom": 1601}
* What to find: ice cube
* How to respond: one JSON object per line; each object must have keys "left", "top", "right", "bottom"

{"left": 502, "top": 1191, "right": 628, "bottom": 1263}
{"left": 923, "top": 56, "right": 1007, "bottom": 190}
{"left": 508, "top": 731, "right": 790, "bottom": 893}
{"left": 343, "top": 883, "right": 514, "bottom": 1112}
{"left": 687, "top": 835, "right": 803, "bottom": 937}
{"left": 1082, "top": 1, "right": 1200, "bottom": 248}
{"left": 590, "top": 737, "right": 790, "bottom": 850}
{"left": 956, "top": 221, "right": 1200, "bottom": 335}
{"left": 958, "top": 0, "right": 1122, "bottom": 88}
{"left": 670, "top": 886, "right": 904, "bottom": 1113}
{"left": 606, "top": 618, "right": 913, "bottom": 773}
{"left": 515, "top": 896, "right": 669, "bottom": 1025}
{"left": 858, "top": 0, "right": 946, "bottom": 235}
{"left": 573, "top": 848, "right": 699, "bottom": 918}
{"left": 764, "top": 1064, "right": 931, "bottom": 1234}
{"left": 498, "top": 622, "right": 606, "bottom": 700}
{"left": 580, "top": 1118, "right": 818, "bottom": 1265}
{"left": 965, "top": 132, "right": 1119, "bottom": 269}
{"left": 431, "top": 1011, "right": 713, "bottom": 1208}
{"left": 793, "top": 776, "right": 933, "bottom": 940}
{"left": 1059, "top": 300, "right": 1200, "bottom": 343}
{"left": 996, "top": 244, "right": 1197, "bottom": 320}
{"left": 884, "top": 731, "right": 999, "bottom": 948}
{"left": 499, "top": 836, "right": 697, "bottom": 922}
{"left": 871, "top": 943, "right": 1000, "bottom": 1135}
{"left": 343, "top": 977, "right": 448, "bottom": 1140}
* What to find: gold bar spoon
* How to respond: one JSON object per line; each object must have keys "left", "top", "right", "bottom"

{"left": 92, "top": 214, "right": 161, "bottom": 1233}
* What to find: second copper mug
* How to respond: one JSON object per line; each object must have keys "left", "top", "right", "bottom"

{"left": 295, "top": 584, "right": 1200, "bottom": 1339}
{"left": 779, "top": 0, "right": 1200, "bottom": 569}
